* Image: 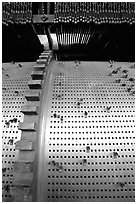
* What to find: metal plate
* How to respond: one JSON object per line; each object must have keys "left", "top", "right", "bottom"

{"left": 2, "top": 62, "right": 35, "bottom": 201}
{"left": 37, "top": 61, "right": 135, "bottom": 202}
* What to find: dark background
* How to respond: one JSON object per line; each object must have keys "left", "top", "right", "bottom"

{"left": 2, "top": 2, "right": 135, "bottom": 62}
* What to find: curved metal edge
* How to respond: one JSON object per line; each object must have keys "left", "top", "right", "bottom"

{"left": 32, "top": 55, "right": 54, "bottom": 202}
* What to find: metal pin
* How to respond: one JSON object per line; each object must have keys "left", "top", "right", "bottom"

{"left": 77, "top": 102, "right": 81, "bottom": 106}
{"left": 113, "top": 152, "right": 119, "bottom": 159}
{"left": 129, "top": 78, "right": 135, "bottom": 82}
{"left": 84, "top": 111, "right": 88, "bottom": 117}
{"left": 123, "top": 70, "right": 128, "bottom": 73}
{"left": 130, "top": 64, "right": 135, "bottom": 69}
{"left": 5, "top": 121, "right": 10, "bottom": 128}
{"left": 121, "top": 84, "right": 126, "bottom": 87}
{"left": 6, "top": 74, "right": 9, "bottom": 77}
{"left": 130, "top": 90, "right": 135, "bottom": 96}
{"left": 86, "top": 146, "right": 90, "bottom": 153}
{"left": 15, "top": 90, "right": 19, "bottom": 95}
{"left": 115, "top": 79, "right": 121, "bottom": 83}
{"left": 80, "top": 98, "right": 83, "bottom": 102}
{"left": 75, "top": 64, "right": 79, "bottom": 69}
{"left": 112, "top": 70, "right": 118, "bottom": 74}
{"left": 109, "top": 60, "right": 112, "bottom": 64}
{"left": 60, "top": 116, "right": 63, "bottom": 123}
{"left": 50, "top": 160, "right": 56, "bottom": 166}
{"left": 8, "top": 139, "right": 14, "bottom": 145}
{"left": 82, "top": 159, "right": 87, "bottom": 165}
{"left": 109, "top": 64, "right": 113, "bottom": 68}
{"left": 116, "top": 67, "right": 122, "bottom": 71}
{"left": 53, "top": 113, "right": 57, "bottom": 118}
{"left": 4, "top": 185, "right": 10, "bottom": 192}
{"left": 12, "top": 118, "right": 18, "bottom": 123}
{"left": 117, "top": 182, "right": 125, "bottom": 188}
{"left": 126, "top": 88, "right": 132, "bottom": 92}
{"left": 106, "top": 106, "right": 111, "bottom": 112}
{"left": 57, "top": 115, "right": 60, "bottom": 118}
{"left": 57, "top": 94, "right": 63, "bottom": 99}
{"left": 58, "top": 165, "right": 63, "bottom": 173}
{"left": 122, "top": 74, "right": 128, "bottom": 78}
{"left": 2, "top": 167, "right": 6, "bottom": 173}
{"left": 18, "top": 63, "right": 22, "bottom": 67}
{"left": 130, "top": 84, "right": 135, "bottom": 88}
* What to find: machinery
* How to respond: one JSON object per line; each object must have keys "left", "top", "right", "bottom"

{"left": 2, "top": 2, "right": 135, "bottom": 202}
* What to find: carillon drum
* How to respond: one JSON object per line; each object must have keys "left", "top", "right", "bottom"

{"left": 2, "top": 2, "right": 135, "bottom": 202}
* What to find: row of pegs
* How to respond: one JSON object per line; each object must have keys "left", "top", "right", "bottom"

{"left": 54, "top": 2, "right": 135, "bottom": 24}
{"left": 2, "top": 2, "right": 32, "bottom": 26}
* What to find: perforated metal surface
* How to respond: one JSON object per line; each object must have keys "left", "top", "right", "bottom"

{"left": 2, "top": 62, "right": 35, "bottom": 201}
{"left": 37, "top": 61, "right": 135, "bottom": 202}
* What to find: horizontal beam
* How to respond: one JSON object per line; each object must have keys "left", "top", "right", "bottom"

{"left": 33, "top": 14, "right": 54, "bottom": 24}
